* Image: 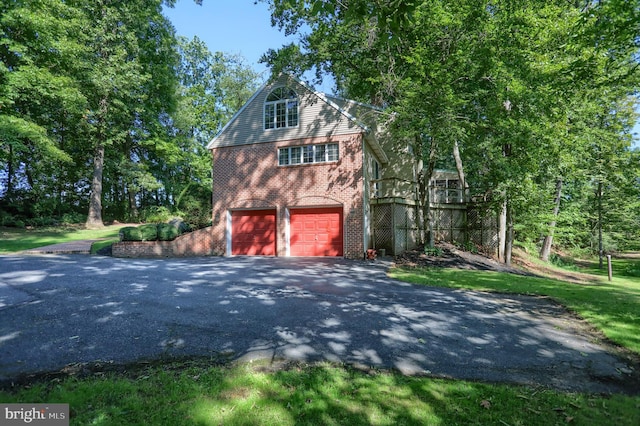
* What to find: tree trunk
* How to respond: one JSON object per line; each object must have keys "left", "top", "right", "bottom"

{"left": 452, "top": 140, "right": 469, "bottom": 203}
{"left": 422, "top": 137, "right": 437, "bottom": 248}
{"left": 597, "top": 180, "right": 603, "bottom": 269}
{"left": 540, "top": 178, "right": 563, "bottom": 261}
{"left": 128, "top": 185, "right": 138, "bottom": 220}
{"left": 414, "top": 135, "right": 426, "bottom": 246}
{"left": 453, "top": 140, "right": 470, "bottom": 244}
{"left": 6, "top": 144, "right": 13, "bottom": 198}
{"left": 498, "top": 196, "right": 507, "bottom": 262}
{"left": 505, "top": 200, "right": 514, "bottom": 266}
{"left": 86, "top": 142, "right": 105, "bottom": 229}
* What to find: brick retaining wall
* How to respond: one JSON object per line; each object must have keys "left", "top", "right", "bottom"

{"left": 112, "top": 226, "right": 217, "bottom": 258}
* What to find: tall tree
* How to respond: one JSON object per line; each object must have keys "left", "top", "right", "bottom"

{"left": 262, "top": 0, "right": 639, "bottom": 261}
{"left": 78, "top": 0, "right": 179, "bottom": 228}
{"left": 155, "top": 36, "right": 259, "bottom": 226}
{"left": 0, "top": 0, "right": 85, "bottom": 213}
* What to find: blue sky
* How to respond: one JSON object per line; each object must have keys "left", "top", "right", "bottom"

{"left": 163, "top": 0, "right": 338, "bottom": 93}
{"left": 164, "top": 1, "right": 638, "bottom": 147}
{"left": 163, "top": 0, "right": 293, "bottom": 80}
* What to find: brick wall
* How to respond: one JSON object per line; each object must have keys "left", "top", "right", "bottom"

{"left": 211, "top": 133, "right": 366, "bottom": 258}
{"left": 112, "top": 226, "right": 216, "bottom": 258}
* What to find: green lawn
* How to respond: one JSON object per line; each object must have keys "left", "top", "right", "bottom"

{"left": 1, "top": 230, "right": 639, "bottom": 424}
{"left": 1, "top": 360, "right": 638, "bottom": 426}
{"left": 0, "top": 225, "right": 128, "bottom": 254}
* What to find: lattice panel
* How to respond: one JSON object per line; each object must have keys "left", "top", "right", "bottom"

{"left": 394, "top": 205, "right": 410, "bottom": 253}
{"left": 372, "top": 204, "right": 393, "bottom": 252}
{"left": 467, "top": 205, "right": 498, "bottom": 254}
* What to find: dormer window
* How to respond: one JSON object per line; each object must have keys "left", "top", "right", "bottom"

{"left": 264, "top": 87, "right": 298, "bottom": 129}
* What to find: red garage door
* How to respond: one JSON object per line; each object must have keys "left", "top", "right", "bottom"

{"left": 290, "top": 207, "right": 343, "bottom": 256}
{"left": 231, "top": 210, "right": 276, "bottom": 255}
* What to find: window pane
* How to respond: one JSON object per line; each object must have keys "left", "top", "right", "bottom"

{"left": 291, "top": 147, "right": 301, "bottom": 164}
{"left": 267, "top": 87, "right": 297, "bottom": 102}
{"left": 287, "top": 100, "right": 298, "bottom": 127}
{"left": 278, "top": 148, "right": 289, "bottom": 165}
{"left": 276, "top": 102, "right": 286, "bottom": 128}
{"left": 327, "top": 143, "right": 339, "bottom": 161}
{"left": 266, "top": 87, "right": 298, "bottom": 129}
{"left": 314, "top": 144, "right": 326, "bottom": 162}
{"left": 264, "top": 104, "right": 275, "bottom": 129}
{"left": 303, "top": 146, "right": 314, "bottom": 163}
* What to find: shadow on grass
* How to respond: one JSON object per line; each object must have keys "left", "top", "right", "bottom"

{"left": 2, "top": 359, "right": 638, "bottom": 425}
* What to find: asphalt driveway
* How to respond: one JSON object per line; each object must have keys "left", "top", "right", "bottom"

{"left": 0, "top": 255, "right": 636, "bottom": 393}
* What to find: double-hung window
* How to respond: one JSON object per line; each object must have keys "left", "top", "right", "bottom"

{"left": 373, "top": 160, "right": 381, "bottom": 197}
{"left": 264, "top": 87, "right": 299, "bottom": 129}
{"left": 278, "top": 143, "right": 339, "bottom": 166}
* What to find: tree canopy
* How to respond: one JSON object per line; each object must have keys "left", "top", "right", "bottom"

{"left": 261, "top": 0, "right": 640, "bottom": 258}
{"left": 0, "top": 0, "right": 260, "bottom": 228}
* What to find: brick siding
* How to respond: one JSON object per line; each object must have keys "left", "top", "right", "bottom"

{"left": 211, "top": 134, "right": 366, "bottom": 258}
{"left": 112, "top": 226, "right": 216, "bottom": 258}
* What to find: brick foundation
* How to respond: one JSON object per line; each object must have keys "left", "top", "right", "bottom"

{"left": 112, "top": 227, "right": 216, "bottom": 258}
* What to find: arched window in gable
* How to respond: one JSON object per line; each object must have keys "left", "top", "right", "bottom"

{"left": 264, "top": 87, "right": 298, "bottom": 129}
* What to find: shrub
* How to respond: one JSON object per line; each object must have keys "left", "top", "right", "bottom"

{"left": 624, "top": 264, "right": 640, "bottom": 278}
{"left": 157, "top": 223, "right": 179, "bottom": 241}
{"left": 0, "top": 211, "right": 17, "bottom": 227}
{"left": 120, "top": 226, "right": 142, "bottom": 241}
{"left": 424, "top": 246, "right": 443, "bottom": 256}
{"left": 168, "top": 217, "right": 190, "bottom": 233}
{"left": 26, "top": 216, "right": 58, "bottom": 227}
{"left": 61, "top": 212, "right": 85, "bottom": 224}
{"left": 140, "top": 206, "right": 173, "bottom": 224}
{"left": 138, "top": 224, "right": 158, "bottom": 241}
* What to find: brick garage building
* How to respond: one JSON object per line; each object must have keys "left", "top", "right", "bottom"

{"left": 207, "top": 75, "right": 389, "bottom": 259}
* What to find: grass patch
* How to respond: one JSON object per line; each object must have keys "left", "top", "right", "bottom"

{"left": 389, "top": 257, "right": 640, "bottom": 355}
{"left": 0, "top": 225, "right": 129, "bottom": 254}
{"left": 1, "top": 361, "right": 638, "bottom": 425}
{"left": 90, "top": 239, "right": 119, "bottom": 254}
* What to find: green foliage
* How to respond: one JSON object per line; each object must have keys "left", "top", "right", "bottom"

{"left": 120, "top": 226, "right": 142, "bottom": 242}
{"left": 0, "top": 0, "right": 259, "bottom": 230}
{"left": 624, "top": 264, "right": 640, "bottom": 278}
{"left": 140, "top": 206, "right": 174, "bottom": 224}
{"left": 548, "top": 254, "right": 579, "bottom": 271}
{"left": 157, "top": 223, "right": 180, "bottom": 241}
{"left": 1, "top": 359, "right": 638, "bottom": 425}
{"left": 60, "top": 212, "right": 86, "bottom": 225}
{"left": 263, "top": 0, "right": 639, "bottom": 259}
{"left": 138, "top": 224, "right": 158, "bottom": 242}
{"left": 120, "top": 221, "right": 185, "bottom": 242}
{"left": 424, "top": 246, "right": 443, "bottom": 256}
{"left": 461, "top": 241, "right": 478, "bottom": 254}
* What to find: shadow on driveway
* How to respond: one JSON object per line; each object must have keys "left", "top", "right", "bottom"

{"left": 0, "top": 255, "right": 638, "bottom": 394}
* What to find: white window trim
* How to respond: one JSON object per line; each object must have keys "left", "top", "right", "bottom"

{"left": 278, "top": 143, "right": 339, "bottom": 166}
{"left": 225, "top": 210, "right": 232, "bottom": 256}
{"left": 372, "top": 159, "right": 381, "bottom": 198}
{"left": 264, "top": 88, "right": 299, "bottom": 130}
